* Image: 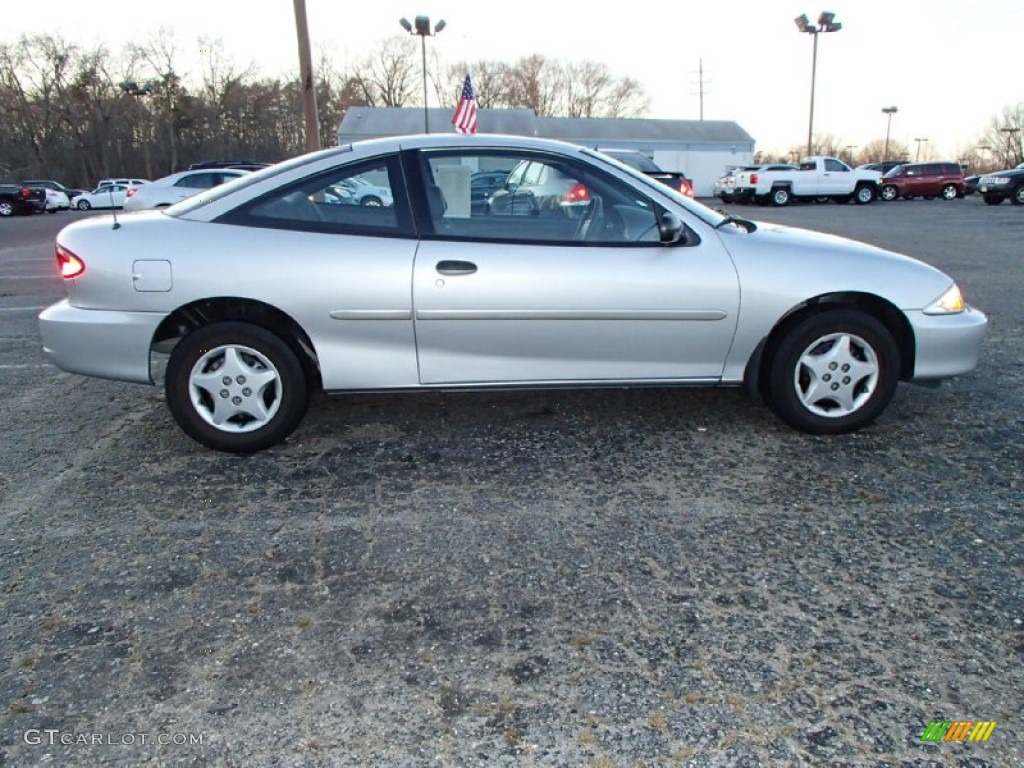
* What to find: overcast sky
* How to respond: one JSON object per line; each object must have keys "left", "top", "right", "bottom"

{"left": 7, "top": 1, "right": 1022, "bottom": 157}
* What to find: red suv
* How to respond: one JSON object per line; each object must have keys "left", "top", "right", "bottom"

{"left": 879, "top": 162, "right": 965, "bottom": 201}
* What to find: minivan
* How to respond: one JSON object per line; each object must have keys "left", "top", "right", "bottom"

{"left": 879, "top": 162, "right": 965, "bottom": 201}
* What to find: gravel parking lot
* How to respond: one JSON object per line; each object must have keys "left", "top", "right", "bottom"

{"left": 0, "top": 199, "right": 1021, "bottom": 767}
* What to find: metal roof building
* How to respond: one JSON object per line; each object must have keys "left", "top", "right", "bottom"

{"left": 338, "top": 108, "right": 755, "bottom": 196}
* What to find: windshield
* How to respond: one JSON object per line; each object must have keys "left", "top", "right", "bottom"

{"left": 883, "top": 165, "right": 906, "bottom": 178}
{"left": 166, "top": 145, "right": 354, "bottom": 216}
{"left": 582, "top": 148, "right": 728, "bottom": 228}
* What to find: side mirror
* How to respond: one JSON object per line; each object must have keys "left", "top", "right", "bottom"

{"left": 658, "top": 212, "right": 686, "bottom": 244}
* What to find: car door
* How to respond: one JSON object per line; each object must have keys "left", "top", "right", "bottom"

{"left": 818, "top": 158, "right": 849, "bottom": 195}
{"left": 409, "top": 149, "right": 740, "bottom": 385}
{"left": 214, "top": 154, "right": 419, "bottom": 390}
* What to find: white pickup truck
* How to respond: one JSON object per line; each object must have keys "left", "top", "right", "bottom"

{"left": 732, "top": 156, "right": 882, "bottom": 206}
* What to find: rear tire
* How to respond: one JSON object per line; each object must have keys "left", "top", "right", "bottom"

{"left": 0, "top": 201, "right": 13, "bottom": 217}
{"left": 765, "top": 310, "right": 900, "bottom": 434}
{"left": 940, "top": 184, "right": 958, "bottom": 200}
{"left": 165, "top": 322, "right": 309, "bottom": 453}
{"left": 1012, "top": 186, "right": 1024, "bottom": 206}
{"left": 854, "top": 184, "right": 876, "bottom": 204}
{"left": 771, "top": 187, "right": 791, "bottom": 207}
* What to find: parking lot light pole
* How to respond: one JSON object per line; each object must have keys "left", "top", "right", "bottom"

{"left": 882, "top": 106, "right": 898, "bottom": 162}
{"left": 400, "top": 16, "right": 446, "bottom": 134}
{"left": 914, "top": 137, "right": 929, "bottom": 162}
{"left": 999, "top": 126, "right": 1021, "bottom": 166}
{"left": 795, "top": 12, "right": 842, "bottom": 157}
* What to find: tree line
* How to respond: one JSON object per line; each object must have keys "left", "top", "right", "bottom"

{"left": 0, "top": 32, "right": 649, "bottom": 188}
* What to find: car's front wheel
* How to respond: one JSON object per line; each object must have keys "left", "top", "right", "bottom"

{"left": 76, "top": 199, "right": 91, "bottom": 210}
{"left": 165, "top": 322, "right": 309, "bottom": 453}
{"left": 0, "top": 201, "right": 14, "bottom": 217}
{"left": 880, "top": 185, "right": 898, "bottom": 202}
{"left": 854, "top": 184, "right": 876, "bottom": 204}
{"left": 361, "top": 196, "right": 382, "bottom": 207}
{"left": 940, "top": 184, "right": 958, "bottom": 200}
{"left": 766, "top": 310, "right": 899, "bottom": 434}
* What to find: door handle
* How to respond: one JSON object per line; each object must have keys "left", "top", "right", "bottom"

{"left": 436, "top": 260, "right": 477, "bottom": 276}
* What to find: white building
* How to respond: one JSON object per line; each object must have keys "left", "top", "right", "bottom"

{"left": 338, "top": 108, "right": 755, "bottom": 197}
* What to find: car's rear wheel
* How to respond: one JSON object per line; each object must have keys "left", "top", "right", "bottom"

{"left": 165, "top": 322, "right": 309, "bottom": 453}
{"left": 983, "top": 195, "right": 1002, "bottom": 205}
{"left": 76, "top": 199, "right": 91, "bottom": 210}
{"left": 771, "top": 187, "right": 791, "bottom": 206}
{"left": 766, "top": 310, "right": 899, "bottom": 434}
{"left": 0, "top": 201, "right": 14, "bottom": 217}
{"left": 1012, "top": 186, "right": 1024, "bottom": 206}
{"left": 940, "top": 184, "right": 958, "bottom": 200}
{"left": 361, "top": 196, "right": 382, "bottom": 207}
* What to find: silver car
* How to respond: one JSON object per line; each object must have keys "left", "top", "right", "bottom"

{"left": 38, "top": 134, "right": 988, "bottom": 452}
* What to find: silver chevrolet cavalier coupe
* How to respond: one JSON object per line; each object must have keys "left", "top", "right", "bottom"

{"left": 39, "top": 135, "right": 987, "bottom": 452}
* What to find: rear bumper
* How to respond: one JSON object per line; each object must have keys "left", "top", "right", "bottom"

{"left": 908, "top": 306, "right": 988, "bottom": 381}
{"left": 38, "top": 300, "right": 164, "bottom": 384}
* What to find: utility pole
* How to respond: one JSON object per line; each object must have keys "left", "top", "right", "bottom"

{"left": 293, "top": 0, "right": 321, "bottom": 152}
{"left": 697, "top": 59, "right": 706, "bottom": 121}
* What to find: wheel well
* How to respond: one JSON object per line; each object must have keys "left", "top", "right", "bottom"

{"left": 751, "top": 293, "right": 915, "bottom": 397}
{"left": 152, "top": 297, "right": 322, "bottom": 389}
{"left": 771, "top": 182, "right": 792, "bottom": 190}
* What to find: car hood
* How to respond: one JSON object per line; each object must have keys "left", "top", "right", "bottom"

{"left": 717, "top": 220, "right": 955, "bottom": 311}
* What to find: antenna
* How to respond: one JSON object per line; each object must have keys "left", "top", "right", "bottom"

{"left": 110, "top": 185, "right": 120, "bottom": 230}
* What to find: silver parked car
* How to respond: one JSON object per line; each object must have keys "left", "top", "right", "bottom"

{"left": 39, "top": 134, "right": 988, "bottom": 452}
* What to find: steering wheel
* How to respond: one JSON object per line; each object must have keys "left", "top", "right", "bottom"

{"left": 574, "top": 196, "right": 604, "bottom": 241}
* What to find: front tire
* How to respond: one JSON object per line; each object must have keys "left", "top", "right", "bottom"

{"left": 940, "top": 184, "right": 958, "bottom": 201}
{"left": 76, "top": 199, "right": 92, "bottom": 210}
{"left": 165, "top": 322, "right": 309, "bottom": 453}
{"left": 880, "top": 185, "right": 898, "bottom": 202}
{"left": 854, "top": 184, "right": 876, "bottom": 204}
{"left": 0, "top": 201, "right": 14, "bottom": 217}
{"left": 361, "top": 196, "right": 382, "bottom": 207}
{"left": 765, "top": 310, "right": 900, "bottom": 435}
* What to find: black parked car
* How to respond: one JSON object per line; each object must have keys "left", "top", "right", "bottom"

{"left": 470, "top": 171, "right": 509, "bottom": 214}
{"left": 977, "top": 163, "right": 1024, "bottom": 205}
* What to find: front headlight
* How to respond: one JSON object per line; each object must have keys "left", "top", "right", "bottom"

{"left": 923, "top": 283, "right": 965, "bottom": 315}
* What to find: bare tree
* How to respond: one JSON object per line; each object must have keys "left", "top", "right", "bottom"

{"left": 978, "top": 103, "right": 1024, "bottom": 168}
{"left": 350, "top": 36, "right": 418, "bottom": 107}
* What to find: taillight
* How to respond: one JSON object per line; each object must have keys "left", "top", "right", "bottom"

{"left": 56, "top": 244, "right": 85, "bottom": 279}
{"left": 20, "top": 187, "right": 32, "bottom": 198}
{"left": 750, "top": 173, "right": 759, "bottom": 184}
{"left": 680, "top": 180, "right": 695, "bottom": 198}
{"left": 126, "top": 187, "right": 137, "bottom": 198}
{"left": 564, "top": 182, "right": 590, "bottom": 204}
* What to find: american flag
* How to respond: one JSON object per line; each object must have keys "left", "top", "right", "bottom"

{"left": 451, "top": 73, "right": 478, "bottom": 134}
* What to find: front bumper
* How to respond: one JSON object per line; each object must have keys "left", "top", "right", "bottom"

{"left": 908, "top": 306, "right": 988, "bottom": 381}
{"left": 38, "top": 300, "right": 165, "bottom": 384}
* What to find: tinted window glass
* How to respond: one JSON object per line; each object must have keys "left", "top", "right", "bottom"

{"left": 219, "top": 157, "right": 408, "bottom": 236}
{"left": 420, "top": 151, "right": 664, "bottom": 245}
{"left": 175, "top": 173, "right": 219, "bottom": 189}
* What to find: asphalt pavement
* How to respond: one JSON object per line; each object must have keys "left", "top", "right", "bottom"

{"left": 0, "top": 200, "right": 1020, "bottom": 767}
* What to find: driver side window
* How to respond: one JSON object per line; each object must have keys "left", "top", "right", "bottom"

{"left": 419, "top": 151, "right": 662, "bottom": 245}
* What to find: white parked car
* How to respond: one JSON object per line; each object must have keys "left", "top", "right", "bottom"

{"left": 96, "top": 177, "right": 149, "bottom": 190}
{"left": 44, "top": 188, "right": 70, "bottom": 212}
{"left": 123, "top": 169, "right": 250, "bottom": 211}
{"left": 335, "top": 176, "right": 393, "bottom": 206}
{"left": 73, "top": 184, "right": 132, "bottom": 210}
